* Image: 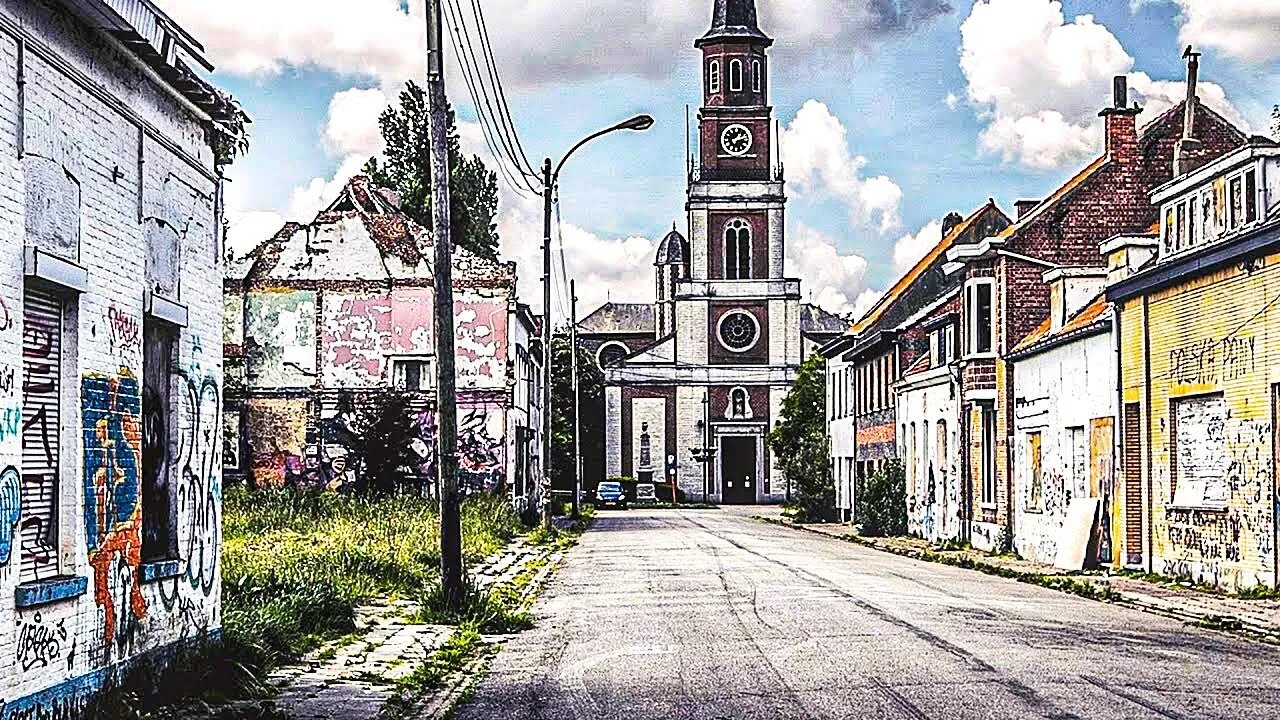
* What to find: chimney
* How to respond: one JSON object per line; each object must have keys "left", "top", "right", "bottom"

{"left": 1043, "top": 267, "right": 1107, "bottom": 333}
{"left": 1101, "top": 234, "right": 1160, "bottom": 286}
{"left": 1174, "top": 47, "right": 1208, "bottom": 177}
{"left": 1099, "top": 75, "right": 1140, "bottom": 159}
{"left": 1015, "top": 200, "right": 1040, "bottom": 219}
{"left": 941, "top": 211, "right": 964, "bottom": 237}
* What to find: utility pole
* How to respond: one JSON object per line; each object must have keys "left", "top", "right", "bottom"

{"left": 541, "top": 158, "right": 554, "bottom": 531}
{"left": 425, "top": 0, "right": 462, "bottom": 607}
{"left": 570, "top": 280, "right": 581, "bottom": 518}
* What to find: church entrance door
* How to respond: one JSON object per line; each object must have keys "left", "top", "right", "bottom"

{"left": 721, "top": 435, "right": 759, "bottom": 505}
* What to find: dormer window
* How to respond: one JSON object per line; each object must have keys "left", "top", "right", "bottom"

{"left": 729, "top": 59, "right": 743, "bottom": 92}
{"left": 752, "top": 59, "right": 762, "bottom": 93}
{"left": 708, "top": 60, "right": 721, "bottom": 94}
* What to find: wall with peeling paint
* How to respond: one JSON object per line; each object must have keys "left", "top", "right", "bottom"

{"left": 1011, "top": 330, "right": 1116, "bottom": 566}
{"left": 0, "top": 0, "right": 227, "bottom": 712}
{"left": 898, "top": 369, "right": 961, "bottom": 544}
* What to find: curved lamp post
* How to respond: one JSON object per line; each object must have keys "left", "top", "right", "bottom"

{"left": 542, "top": 114, "right": 654, "bottom": 528}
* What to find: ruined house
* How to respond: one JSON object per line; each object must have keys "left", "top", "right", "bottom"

{"left": 223, "top": 176, "right": 543, "bottom": 508}
{"left": 0, "top": 0, "right": 244, "bottom": 712}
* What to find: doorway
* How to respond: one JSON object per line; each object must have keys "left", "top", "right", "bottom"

{"left": 720, "top": 435, "right": 758, "bottom": 505}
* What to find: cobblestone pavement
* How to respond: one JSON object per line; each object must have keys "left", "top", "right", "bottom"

{"left": 456, "top": 509, "right": 1280, "bottom": 720}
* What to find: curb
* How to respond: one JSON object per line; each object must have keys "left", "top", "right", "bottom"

{"left": 757, "top": 515, "right": 1280, "bottom": 646}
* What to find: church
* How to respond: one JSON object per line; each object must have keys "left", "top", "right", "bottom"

{"left": 577, "top": 0, "right": 844, "bottom": 505}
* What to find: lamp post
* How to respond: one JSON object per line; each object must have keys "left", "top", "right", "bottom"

{"left": 691, "top": 392, "right": 717, "bottom": 505}
{"left": 541, "top": 114, "right": 654, "bottom": 530}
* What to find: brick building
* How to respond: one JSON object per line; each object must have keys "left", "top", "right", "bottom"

{"left": 0, "top": 0, "right": 244, "bottom": 713}
{"left": 223, "top": 177, "right": 544, "bottom": 510}
{"left": 581, "top": 0, "right": 843, "bottom": 504}
{"left": 1109, "top": 136, "right": 1280, "bottom": 589}
{"left": 942, "top": 77, "right": 1245, "bottom": 551}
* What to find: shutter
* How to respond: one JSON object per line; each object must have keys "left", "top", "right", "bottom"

{"left": 21, "top": 288, "right": 62, "bottom": 583}
{"left": 1123, "top": 403, "right": 1142, "bottom": 567}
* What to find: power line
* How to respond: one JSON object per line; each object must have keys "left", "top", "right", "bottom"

{"left": 469, "top": 0, "right": 540, "bottom": 179}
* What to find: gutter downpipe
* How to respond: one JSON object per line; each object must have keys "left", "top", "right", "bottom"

{"left": 1143, "top": 295, "right": 1154, "bottom": 575}
{"left": 1111, "top": 302, "right": 1124, "bottom": 571}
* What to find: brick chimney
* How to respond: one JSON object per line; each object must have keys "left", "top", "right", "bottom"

{"left": 1015, "top": 200, "right": 1040, "bottom": 219}
{"left": 1099, "top": 76, "right": 1141, "bottom": 160}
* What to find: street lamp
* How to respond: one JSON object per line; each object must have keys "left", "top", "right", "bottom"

{"left": 541, "top": 114, "right": 654, "bottom": 529}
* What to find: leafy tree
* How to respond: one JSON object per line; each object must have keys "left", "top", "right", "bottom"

{"left": 365, "top": 81, "right": 501, "bottom": 262}
{"left": 548, "top": 332, "right": 605, "bottom": 498}
{"left": 351, "top": 391, "right": 423, "bottom": 496}
{"left": 1272, "top": 105, "right": 1279, "bottom": 139}
{"left": 768, "top": 354, "right": 833, "bottom": 522}
{"left": 858, "top": 461, "right": 907, "bottom": 537}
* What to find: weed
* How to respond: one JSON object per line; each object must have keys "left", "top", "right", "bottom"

{"left": 382, "top": 626, "right": 488, "bottom": 719}
{"left": 417, "top": 577, "right": 535, "bottom": 635}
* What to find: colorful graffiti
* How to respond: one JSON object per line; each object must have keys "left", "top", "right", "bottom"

{"left": 0, "top": 406, "right": 17, "bottom": 441}
{"left": 177, "top": 370, "right": 221, "bottom": 597}
{"left": 82, "top": 371, "right": 147, "bottom": 661}
{"left": 248, "top": 397, "right": 308, "bottom": 487}
{"left": 458, "top": 406, "right": 504, "bottom": 492}
{"left": 0, "top": 466, "right": 20, "bottom": 565}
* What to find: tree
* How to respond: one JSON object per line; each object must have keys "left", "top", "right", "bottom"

{"left": 859, "top": 461, "right": 906, "bottom": 537}
{"left": 548, "top": 332, "right": 605, "bottom": 499}
{"left": 365, "top": 81, "right": 501, "bottom": 262}
{"left": 351, "top": 391, "right": 423, "bottom": 496}
{"left": 1272, "top": 105, "right": 1279, "bottom": 139}
{"left": 769, "top": 354, "right": 833, "bottom": 522}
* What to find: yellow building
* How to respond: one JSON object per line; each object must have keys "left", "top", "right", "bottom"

{"left": 1109, "top": 138, "right": 1280, "bottom": 590}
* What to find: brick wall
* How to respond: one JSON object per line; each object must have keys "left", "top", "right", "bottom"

{"left": 0, "top": 0, "right": 226, "bottom": 712}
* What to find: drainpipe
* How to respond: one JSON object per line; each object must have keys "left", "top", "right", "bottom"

{"left": 1111, "top": 304, "right": 1124, "bottom": 571}
{"left": 1142, "top": 296, "right": 1154, "bottom": 575}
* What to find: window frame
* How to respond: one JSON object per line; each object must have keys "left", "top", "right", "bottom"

{"left": 708, "top": 59, "right": 721, "bottom": 94}
{"left": 390, "top": 355, "right": 435, "bottom": 392}
{"left": 729, "top": 58, "right": 743, "bottom": 92}
{"left": 723, "top": 218, "right": 752, "bottom": 280}
{"left": 965, "top": 279, "right": 996, "bottom": 358}
{"left": 141, "top": 314, "right": 179, "bottom": 563}
{"left": 751, "top": 58, "right": 762, "bottom": 93}
{"left": 980, "top": 402, "right": 997, "bottom": 508}
{"left": 1025, "top": 431, "right": 1043, "bottom": 512}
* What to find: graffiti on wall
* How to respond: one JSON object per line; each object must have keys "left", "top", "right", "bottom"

{"left": 107, "top": 305, "right": 140, "bottom": 358}
{"left": 176, "top": 364, "right": 221, "bottom": 598}
{"left": 0, "top": 407, "right": 17, "bottom": 441}
{"left": 248, "top": 398, "right": 308, "bottom": 487}
{"left": 246, "top": 291, "right": 317, "bottom": 387}
{"left": 0, "top": 466, "right": 20, "bottom": 565}
{"left": 0, "top": 365, "right": 13, "bottom": 396}
{"left": 1169, "top": 335, "right": 1257, "bottom": 387}
{"left": 16, "top": 611, "right": 73, "bottom": 673}
{"left": 82, "top": 371, "right": 147, "bottom": 662}
{"left": 457, "top": 406, "right": 504, "bottom": 493}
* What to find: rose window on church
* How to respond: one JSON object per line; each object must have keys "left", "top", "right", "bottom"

{"left": 718, "top": 310, "right": 760, "bottom": 353}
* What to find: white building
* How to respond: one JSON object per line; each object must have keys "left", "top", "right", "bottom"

{"left": 1008, "top": 269, "right": 1116, "bottom": 566}
{"left": 0, "top": 0, "right": 243, "bottom": 712}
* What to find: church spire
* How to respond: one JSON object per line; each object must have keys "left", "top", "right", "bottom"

{"left": 697, "top": 0, "right": 772, "bottom": 48}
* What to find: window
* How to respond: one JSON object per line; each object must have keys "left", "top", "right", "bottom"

{"left": 597, "top": 342, "right": 630, "bottom": 370}
{"left": 1068, "top": 426, "right": 1086, "bottom": 500}
{"left": 1230, "top": 176, "right": 1244, "bottom": 230}
{"left": 142, "top": 318, "right": 178, "bottom": 561}
{"left": 966, "top": 280, "right": 994, "bottom": 356}
{"left": 1171, "top": 394, "right": 1228, "bottom": 509}
{"left": 729, "top": 387, "right": 751, "bottom": 420}
{"left": 1200, "top": 189, "right": 1213, "bottom": 244}
{"left": 1026, "top": 432, "right": 1042, "bottom": 510}
{"left": 1175, "top": 201, "right": 1187, "bottom": 252}
{"left": 729, "top": 59, "right": 743, "bottom": 92}
{"left": 708, "top": 60, "right": 721, "bottom": 94}
{"left": 717, "top": 310, "right": 760, "bottom": 352}
{"left": 980, "top": 403, "right": 997, "bottom": 507}
{"left": 936, "top": 421, "right": 948, "bottom": 481}
{"left": 724, "top": 218, "right": 752, "bottom": 280}
{"left": 1245, "top": 169, "right": 1258, "bottom": 224}
{"left": 752, "top": 59, "right": 762, "bottom": 93}
{"left": 930, "top": 325, "right": 953, "bottom": 367}
{"left": 1164, "top": 205, "right": 1176, "bottom": 254}
{"left": 20, "top": 286, "right": 66, "bottom": 583}
{"left": 392, "top": 357, "right": 434, "bottom": 392}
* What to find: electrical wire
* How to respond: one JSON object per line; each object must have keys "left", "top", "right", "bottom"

{"left": 470, "top": 0, "right": 540, "bottom": 179}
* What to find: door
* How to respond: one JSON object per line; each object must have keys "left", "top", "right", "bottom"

{"left": 721, "top": 436, "right": 758, "bottom": 505}
{"left": 1090, "top": 417, "right": 1115, "bottom": 567}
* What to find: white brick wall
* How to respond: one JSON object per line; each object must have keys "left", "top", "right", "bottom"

{"left": 0, "top": 0, "right": 224, "bottom": 710}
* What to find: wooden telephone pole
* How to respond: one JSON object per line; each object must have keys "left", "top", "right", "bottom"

{"left": 425, "top": 0, "right": 463, "bottom": 606}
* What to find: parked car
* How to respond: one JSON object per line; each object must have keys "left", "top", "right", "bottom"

{"left": 595, "top": 481, "right": 628, "bottom": 509}
{"left": 635, "top": 483, "right": 658, "bottom": 504}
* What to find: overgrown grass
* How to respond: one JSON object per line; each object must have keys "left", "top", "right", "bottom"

{"left": 382, "top": 626, "right": 488, "bottom": 719}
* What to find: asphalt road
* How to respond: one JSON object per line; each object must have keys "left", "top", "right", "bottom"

{"left": 456, "top": 509, "right": 1280, "bottom": 720}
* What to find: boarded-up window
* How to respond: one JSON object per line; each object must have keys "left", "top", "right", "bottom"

{"left": 142, "top": 319, "right": 177, "bottom": 561}
{"left": 1027, "top": 432, "right": 1042, "bottom": 510}
{"left": 1171, "top": 394, "right": 1228, "bottom": 510}
{"left": 21, "top": 287, "right": 62, "bottom": 582}
{"left": 1123, "top": 403, "right": 1142, "bottom": 565}
{"left": 980, "top": 403, "right": 997, "bottom": 506}
{"left": 1069, "top": 427, "right": 1086, "bottom": 500}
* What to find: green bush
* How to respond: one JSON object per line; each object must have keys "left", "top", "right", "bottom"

{"left": 858, "top": 460, "right": 906, "bottom": 537}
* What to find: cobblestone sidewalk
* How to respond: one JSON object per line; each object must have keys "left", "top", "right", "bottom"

{"left": 751, "top": 507, "right": 1280, "bottom": 643}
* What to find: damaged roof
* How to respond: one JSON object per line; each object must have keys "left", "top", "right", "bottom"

{"left": 577, "top": 303, "right": 655, "bottom": 335}
{"left": 801, "top": 304, "right": 846, "bottom": 337}
{"left": 1009, "top": 293, "right": 1113, "bottom": 360}
{"left": 235, "top": 175, "right": 512, "bottom": 287}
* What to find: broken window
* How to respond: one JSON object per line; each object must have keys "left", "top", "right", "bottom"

{"left": 393, "top": 358, "right": 433, "bottom": 392}
{"left": 1175, "top": 201, "right": 1187, "bottom": 252}
{"left": 980, "top": 402, "right": 997, "bottom": 507}
{"left": 142, "top": 317, "right": 177, "bottom": 562}
{"left": 1245, "top": 168, "right": 1258, "bottom": 224}
{"left": 1163, "top": 205, "right": 1176, "bottom": 255}
{"left": 1171, "top": 394, "right": 1228, "bottom": 510}
{"left": 1230, "top": 176, "right": 1244, "bottom": 230}
{"left": 1026, "top": 431, "right": 1042, "bottom": 511}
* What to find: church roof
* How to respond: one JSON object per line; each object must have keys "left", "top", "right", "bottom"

{"left": 800, "top": 304, "right": 846, "bottom": 337}
{"left": 697, "top": 0, "right": 772, "bottom": 47}
{"left": 577, "top": 302, "right": 655, "bottom": 335}
{"left": 655, "top": 226, "right": 690, "bottom": 266}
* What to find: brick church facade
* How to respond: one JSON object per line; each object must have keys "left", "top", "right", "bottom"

{"left": 578, "top": 0, "right": 843, "bottom": 504}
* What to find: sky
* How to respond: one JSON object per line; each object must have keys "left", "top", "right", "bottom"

{"left": 156, "top": 0, "right": 1280, "bottom": 323}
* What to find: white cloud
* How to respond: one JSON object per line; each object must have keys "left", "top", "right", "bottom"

{"left": 892, "top": 220, "right": 944, "bottom": 274}
{"left": 785, "top": 224, "right": 875, "bottom": 318}
{"left": 324, "top": 88, "right": 390, "bottom": 158}
{"left": 782, "top": 100, "right": 903, "bottom": 233}
{"left": 1170, "top": 0, "right": 1280, "bottom": 64}
{"left": 226, "top": 210, "right": 285, "bottom": 259}
{"left": 960, "top": 0, "right": 1247, "bottom": 170}
{"left": 944, "top": 92, "right": 960, "bottom": 110}
{"left": 157, "top": 0, "right": 950, "bottom": 89}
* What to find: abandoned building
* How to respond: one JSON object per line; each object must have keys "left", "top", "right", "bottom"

{"left": 0, "top": 0, "right": 244, "bottom": 712}
{"left": 223, "top": 176, "right": 544, "bottom": 510}
{"left": 579, "top": 0, "right": 845, "bottom": 505}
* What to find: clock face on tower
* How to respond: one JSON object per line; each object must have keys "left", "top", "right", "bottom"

{"left": 721, "top": 124, "right": 753, "bottom": 156}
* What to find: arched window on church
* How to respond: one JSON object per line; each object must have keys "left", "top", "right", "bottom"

{"left": 729, "top": 59, "right": 743, "bottom": 92}
{"left": 752, "top": 59, "right": 762, "bottom": 93}
{"left": 708, "top": 60, "right": 721, "bottom": 94}
{"left": 724, "top": 218, "right": 752, "bottom": 280}
{"left": 729, "top": 387, "right": 751, "bottom": 420}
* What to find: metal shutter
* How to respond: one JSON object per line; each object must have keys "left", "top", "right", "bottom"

{"left": 1123, "top": 403, "right": 1142, "bottom": 567}
{"left": 21, "top": 288, "right": 61, "bottom": 583}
